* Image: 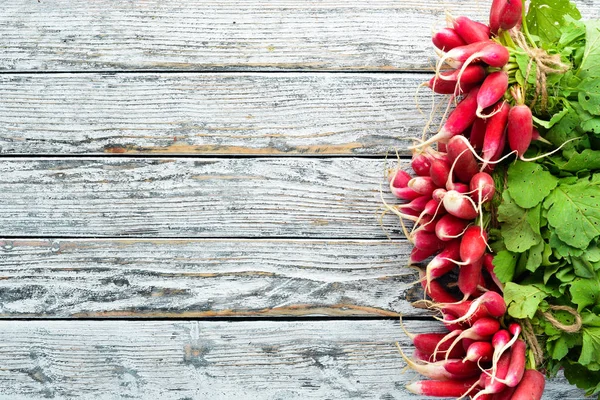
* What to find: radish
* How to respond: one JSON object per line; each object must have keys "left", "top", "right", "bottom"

{"left": 476, "top": 72, "right": 509, "bottom": 118}
{"left": 458, "top": 258, "right": 483, "bottom": 298}
{"left": 489, "top": 0, "right": 503, "bottom": 35}
{"left": 470, "top": 117, "right": 487, "bottom": 151}
{"left": 496, "top": 339, "right": 527, "bottom": 387}
{"left": 388, "top": 168, "right": 411, "bottom": 189}
{"left": 446, "top": 291, "right": 506, "bottom": 324}
{"left": 413, "top": 230, "right": 444, "bottom": 251}
{"left": 408, "top": 176, "right": 437, "bottom": 196}
{"left": 473, "top": 352, "right": 511, "bottom": 399}
{"left": 390, "top": 185, "right": 422, "bottom": 201}
{"left": 425, "top": 239, "right": 461, "bottom": 288}
{"left": 510, "top": 369, "right": 545, "bottom": 400}
{"left": 405, "top": 378, "right": 480, "bottom": 397}
{"left": 455, "top": 43, "right": 510, "bottom": 84}
{"left": 412, "top": 86, "right": 480, "bottom": 149}
{"left": 412, "top": 153, "right": 433, "bottom": 176}
{"left": 436, "top": 65, "right": 487, "bottom": 84}
{"left": 435, "top": 317, "right": 501, "bottom": 360}
{"left": 492, "top": 386, "right": 517, "bottom": 400}
{"left": 397, "top": 346, "right": 480, "bottom": 380}
{"left": 452, "top": 16, "right": 491, "bottom": 44}
{"left": 432, "top": 27, "right": 467, "bottom": 51}
{"left": 498, "top": 0, "right": 523, "bottom": 31}
{"left": 459, "top": 226, "right": 488, "bottom": 264}
{"left": 481, "top": 102, "right": 510, "bottom": 169}
{"left": 438, "top": 41, "right": 491, "bottom": 69}
{"left": 409, "top": 332, "right": 467, "bottom": 360}
{"left": 442, "top": 190, "right": 479, "bottom": 220}
{"left": 430, "top": 158, "right": 451, "bottom": 188}
{"left": 409, "top": 246, "right": 438, "bottom": 264}
{"left": 470, "top": 172, "right": 495, "bottom": 205}
{"left": 447, "top": 136, "right": 480, "bottom": 184}
{"left": 464, "top": 341, "right": 494, "bottom": 363}
{"left": 435, "top": 214, "right": 470, "bottom": 241}
{"left": 427, "top": 76, "right": 476, "bottom": 95}
{"left": 432, "top": 188, "right": 447, "bottom": 203}
{"left": 453, "top": 182, "right": 470, "bottom": 194}
{"left": 507, "top": 104, "right": 533, "bottom": 158}
{"left": 397, "top": 195, "right": 430, "bottom": 213}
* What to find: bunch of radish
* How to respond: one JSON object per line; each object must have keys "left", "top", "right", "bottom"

{"left": 420, "top": 0, "right": 541, "bottom": 168}
{"left": 388, "top": 1, "right": 551, "bottom": 398}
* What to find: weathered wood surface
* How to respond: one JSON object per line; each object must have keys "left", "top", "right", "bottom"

{"left": 0, "top": 238, "right": 425, "bottom": 318}
{"left": 0, "top": 157, "right": 406, "bottom": 238}
{"left": 0, "top": 319, "right": 583, "bottom": 399}
{"left": 4, "top": 0, "right": 598, "bottom": 72}
{"left": 0, "top": 73, "right": 436, "bottom": 156}
{"left": 0, "top": 0, "right": 485, "bottom": 72}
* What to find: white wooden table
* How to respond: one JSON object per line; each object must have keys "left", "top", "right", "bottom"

{"left": 0, "top": 1, "right": 596, "bottom": 398}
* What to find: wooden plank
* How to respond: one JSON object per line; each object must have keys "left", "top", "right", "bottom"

{"left": 0, "top": 157, "right": 407, "bottom": 238}
{"left": 4, "top": 0, "right": 598, "bottom": 71}
{"left": 0, "top": 73, "right": 435, "bottom": 156}
{"left": 0, "top": 238, "right": 425, "bottom": 318}
{"left": 0, "top": 319, "right": 583, "bottom": 399}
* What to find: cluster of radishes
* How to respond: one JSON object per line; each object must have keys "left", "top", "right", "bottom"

{"left": 423, "top": 0, "right": 539, "bottom": 167}
{"left": 389, "top": 1, "right": 548, "bottom": 399}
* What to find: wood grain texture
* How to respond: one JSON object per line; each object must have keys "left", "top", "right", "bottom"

{"left": 3, "top": 0, "right": 598, "bottom": 72}
{"left": 0, "top": 157, "right": 407, "bottom": 238}
{"left": 0, "top": 73, "right": 437, "bottom": 156}
{"left": 0, "top": 238, "right": 424, "bottom": 318}
{"left": 0, "top": 319, "right": 584, "bottom": 399}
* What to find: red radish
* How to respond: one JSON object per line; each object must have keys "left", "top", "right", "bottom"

{"left": 409, "top": 333, "right": 467, "bottom": 360}
{"left": 432, "top": 188, "right": 447, "bottom": 203}
{"left": 442, "top": 190, "right": 479, "bottom": 220}
{"left": 470, "top": 172, "right": 495, "bottom": 205}
{"left": 447, "top": 136, "right": 480, "bottom": 184}
{"left": 432, "top": 27, "right": 467, "bottom": 51}
{"left": 408, "top": 176, "right": 437, "bottom": 196}
{"left": 470, "top": 117, "right": 487, "bottom": 151}
{"left": 438, "top": 41, "right": 491, "bottom": 69}
{"left": 390, "top": 185, "right": 422, "bottom": 201}
{"left": 492, "top": 386, "right": 517, "bottom": 400}
{"left": 438, "top": 142, "right": 447, "bottom": 152}
{"left": 459, "top": 226, "right": 488, "bottom": 264}
{"left": 414, "top": 87, "right": 480, "bottom": 148}
{"left": 435, "top": 318, "right": 501, "bottom": 360}
{"left": 489, "top": 0, "right": 503, "bottom": 35}
{"left": 453, "top": 16, "right": 491, "bottom": 44}
{"left": 507, "top": 104, "right": 533, "bottom": 158}
{"left": 474, "top": 352, "right": 511, "bottom": 399}
{"left": 416, "top": 214, "right": 442, "bottom": 233}
{"left": 490, "top": 330, "right": 511, "bottom": 379}
{"left": 481, "top": 102, "right": 510, "bottom": 168}
{"left": 435, "top": 214, "right": 470, "bottom": 241}
{"left": 458, "top": 258, "right": 483, "bottom": 298}
{"left": 499, "top": 0, "right": 523, "bottom": 31}
{"left": 412, "top": 153, "right": 433, "bottom": 176}
{"left": 453, "top": 182, "right": 470, "bottom": 194}
{"left": 476, "top": 72, "right": 509, "bottom": 117}
{"left": 430, "top": 158, "right": 451, "bottom": 188}
{"left": 409, "top": 246, "right": 438, "bottom": 264}
{"left": 413, "top": 230, "right": 444, "bottom": 251}
{"left": 420, "top": 274, "right": 460, "bottom": 304}
{"left": 498, "top": 339, "right": 527, "bottom": 387}
{"left": 397, "top": 347, "right": 480, "bottom": 381}
{"left": 510, "top": 369, "right": 545, "bottom": 400}
{"left": 465, "top": 341, "right": 494, "bottom": 363}
{"left": 455, "top": 43, "right": 510, "bottom": 84}
{"left": 406, "top": 378, "right": 480, "bottom": 397}
{"left": 495, "top": 323, "right": 522, "bottom": 366}
{"left": 397, "top": 196, "right": 430, "bottom": 213}
{"left": 427, "top": 76, "right": 476, "bottom": 95}
{"left": 413, "top": 348, "right": 432, "bottom": 362}
{"left": 483, "top": 253, "right": 504, "bottom": 290}
{"left": 436, "top": 65, "right": 487, "bottom": 84}
{"left": 447, "top": 291, "right": 506, "bottom": 324}
{"left": 425, "top": 239, "right": 461, "bottom": 287}
{"left": 389, "top": 169, "right": 411, "bottom": 188}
